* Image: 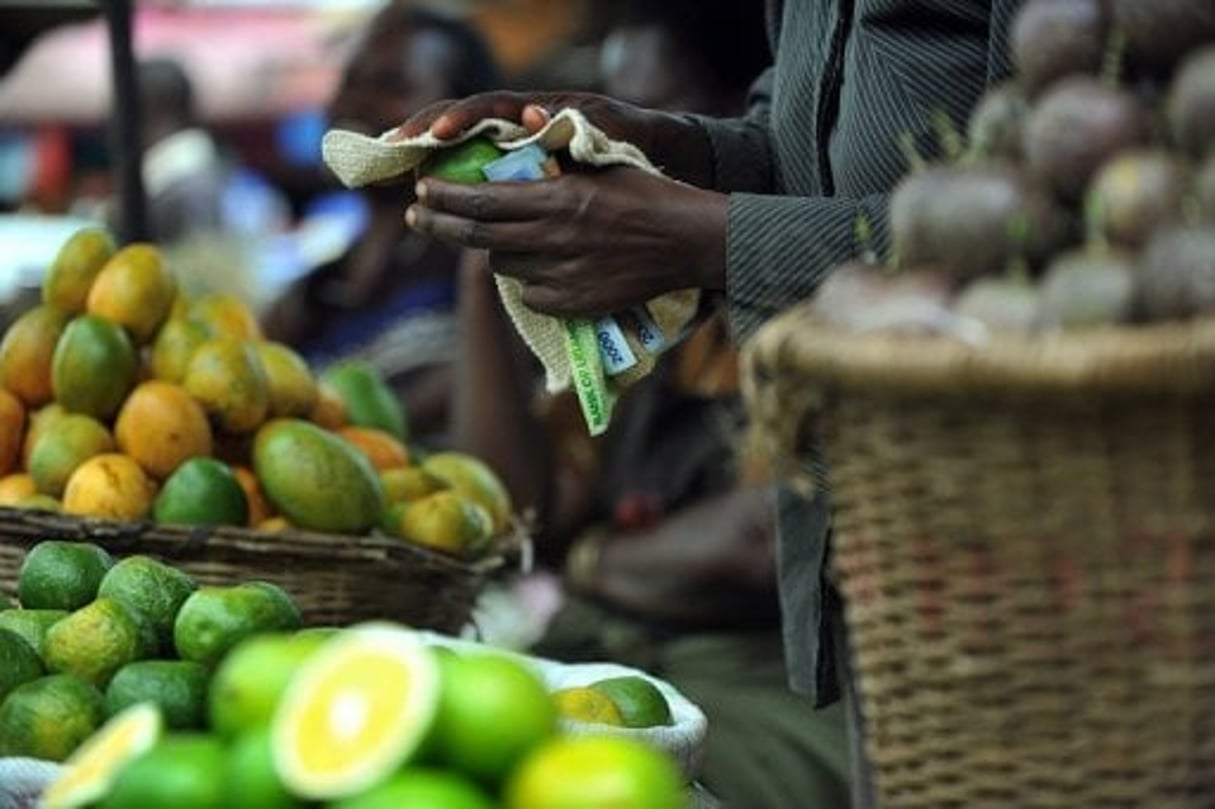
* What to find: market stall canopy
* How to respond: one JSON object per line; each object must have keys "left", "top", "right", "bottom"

{"left": 0, "top": 4, "right": 371, "bottom": 124}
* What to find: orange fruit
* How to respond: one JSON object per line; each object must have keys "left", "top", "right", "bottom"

{"left": 50, "top": 315, "right": 139, "bottom": 421}
{"left": 309, "top": 384, "right": 347, "bottom": 430}
{"left": 43, "top": 227, "right": 116, "bottom": 315}
{"left": 149, "top": 317, "right": 211, "bottom": 384}
{"left": 188, "top": 293, "right": 262, "bottom": 341}
{"left": 232, "top": 466, "right": 272, "bottom": 526}
{"left": 28, "top": 413, "right": 115, "bottom": 497}
{"left": 183, "top": 338, "right": 269, "bottom": 434}
{"left": 0, "top": 304, "right": 70, "bottom": 407}
{"left": 85, "top": 243, "right": 177, "bottom": 344}
{"left": 0, "top": 473, "right": 36, "bottom": 505}
{"left": 114, "top": 380, "right": 213, "bottom": 480}
{"left": 0, "top": 388, "right": 25, "bottom": 476}
{"left": 336, "top": 426, "right": 411, "bottom": 471}
{"left": 22, "top": 403, "right": 67, "bottom": 468}
{"left": 256, "top": 341, "right": 318, "bottom": 419}
{"left": 380, "top": 467, "right": 449, "bottom": 507}
{"left": 62, "top": 453, "right": 157, "bottom": 521}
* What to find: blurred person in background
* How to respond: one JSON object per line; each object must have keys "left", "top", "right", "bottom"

{"left": 262, "top": 2, "right": 501, "bottom": 447}
{"left": 454, "top": 1, "right": 850, "bottom": 805}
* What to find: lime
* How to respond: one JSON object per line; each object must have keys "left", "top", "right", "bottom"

{"left": 0, "top": 627, "right": 43, "bottom": 702}
{"left": 430, "top": 651, "right": 557, "bottom": 786}
{"left": 331, "top": 768, "right": 494, "bottom": 809}
{"left": 0, "top": 608, "right": 67, "bottom": 657}
{"left": 43, "top": 598, "right": 152, "bottom": 688}
{"left": 272, "top": 623, "right": 442, "bottom": 799}
{"left": 173, "top": 583, "right": 302, "bottom": 668}
{"left": 319, "top": 360, "right": 408, "bottom": 441}
{"left": 153, "top": 457, "right": 249, "bottom": 527}
{"left": 97, "top": 555, "right": 197, "bottom": 655}
{"left": 227, "top": 727, "right": 302, "bottom": 809}
{"left": 100, "top": 733, "right": 227, "bottom": 809}
{"left": 504, "top": 734, "right": 686, "bottom": 809}
{"left": 50, "top": 314, "right": 139, "bottom": 421}
{"left": 104, "top": 660, "right": 209, "bottom": 730}
{"left": 40, "top": 702, "right": 163, "bottom": 809}
{"left": 590, "top": 675, "right": 674, "bottom": 728}
{"left": 208, "top": 631, "right": 330, "bottom": 738}
{"left": 18, "top": 540, "right": 114, "bottom": 610}
{"left": 419, "top": 137, "right": 505, "bottom": 184}
{"left": 0, "top": 674, "right": 105, "bottom": 762}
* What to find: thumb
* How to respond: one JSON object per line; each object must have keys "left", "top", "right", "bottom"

{"left": 521, "top": 104, "right": 551, "bottom": 133}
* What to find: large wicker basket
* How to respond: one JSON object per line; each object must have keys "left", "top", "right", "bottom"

{"left": 0, "top": 508, "right": 525, "bottom": 635}
{"left": 743, "top": 306, "right": 1215, "bottom": 807}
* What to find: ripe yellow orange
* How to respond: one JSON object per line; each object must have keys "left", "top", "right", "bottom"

{"left": 62, "top": 453, "right": 156, "bottom": 521}
{"left": 187, "top": 293, "right": 262, "bottom": 341}
{"left": 0, "top": 473, "right": 37, "bottom": 505}
{"left": 256, "top": 341, "right": 318, "bottom": 419}
{"left": 335, "top": 426, "right": 411, "bottom": 471}
{"left": 42, "top": 227, "right": 116, "bottom": 315}
{"left": 85, "top": 243, "right": 177, "bottom": 345}
{"left": 0, "top": 304, "right": 70, "bottom": 407}
{"left": 308, "top": 384, "right": 347, "bottom": 431}
{"left": 232, "top": 466, "right": 273, "bottom": 526}
{"left": 182, "top": 338, "right": 269, "bottom": 435}
{"left": 149, "top": 317, "right": 210, "bottom": 384}
{"left": 114, "top": 380, "right": 213, "bottom": 480}
{"left": 0, "top": 388, "right": 25, "bottom": 477}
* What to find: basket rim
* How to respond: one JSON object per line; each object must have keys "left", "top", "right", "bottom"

{"left": 0, "top": 506, "right": 524, "bottom": 575}
{"left": 744, "top": 304, "right": 1215, "bottom": 398}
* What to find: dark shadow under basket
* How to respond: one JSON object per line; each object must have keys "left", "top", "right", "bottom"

{"left": 743, "top": 307, "right": 1215, "bottom": 807}
{"left": 0, "top": 508, "right": 526, "bottom": 635}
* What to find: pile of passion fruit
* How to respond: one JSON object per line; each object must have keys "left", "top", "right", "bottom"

{"left": 812, "top": 0, "right": 1215, "bottom": 338}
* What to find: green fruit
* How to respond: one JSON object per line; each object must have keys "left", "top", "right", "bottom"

{"left": 97, "top": 555, "right": 198, "bottom": 655}
{"left": 0, "top": 674, "right": 105, "bottom": 761}
{"left": 28, "top": 413, "right": 114, "bottom": 497}
{"left": 430, "top": 652, "right": 557, "bottom": 785}
{"left": 227, "top": 728, "right": 303, "bottom": 809}
{"left": 173, "top": 584, "right": 302, "bottom": 667}
{"left": 0, "top": 608, "right": 67, "bottom": 657}
{"left": 420, "top": 137, "right": 505, "bottom": 185}
{"left": 253, "top": 418, "right": 385, "bottom": 534}
{"left": 18, "top": 540, "right": 114, "bottom": 611}
{"left": 42, "top": 598, "right": 151, "bottom": 688}
{"left": 101, "top": 734, "right": 227, "bottom": 809}
{"left": 105, "top": 660, "right": 209, "bottom": 730}
{"left": 331, "top": 768, "right": 494, "bottom": 809}
{"left": 43, "top": 227, "right": 116, "bottom": 314}
{"left": 0, "top": 628, "right": 43, "bottom": 702}
{"left": 153, "top": 457, "right": 248, "bottom": 527}
{"left": 589, "top": 675, "right": 674, "bottom": 728}
{"left": 50, "top": 314, "right": 138, "bottom": 420}
{"left": 320, "top": 360, "right": 408, "bottom": 441}
{"left": 209, "top": 631, "right": 330, "bottom": 738}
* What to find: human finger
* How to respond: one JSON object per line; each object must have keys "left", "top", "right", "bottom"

{"left": 405, "top": 204, "right": 550, "bottom": 253}
{"left": 415, "top": 178, "right": 560, "bottom": 222}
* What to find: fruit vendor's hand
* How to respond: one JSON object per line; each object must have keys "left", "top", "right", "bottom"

{"left": 391, "top": 91, "right": 715, "bottom": 187}
{"left": 406, "top": 167, "right": 728, "bottom": 317}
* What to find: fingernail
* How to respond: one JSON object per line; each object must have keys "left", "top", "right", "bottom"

{"left": 414, "top": 182, "right": 427, "bottom": 201}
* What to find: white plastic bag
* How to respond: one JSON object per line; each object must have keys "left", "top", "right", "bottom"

{"left": 0, "top": 757, "right": 61, "bottom": 809}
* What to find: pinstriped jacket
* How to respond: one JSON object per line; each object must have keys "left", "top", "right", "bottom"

{"left": 691, "top": 0, "right": 1021, "bottom": 704}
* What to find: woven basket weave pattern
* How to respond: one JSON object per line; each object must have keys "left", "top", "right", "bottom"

{"left": 744, "top": 308, "right": 1215, "bottom": 807}
{"left": 0, "top": 509, "right": 518, "bottom": 634}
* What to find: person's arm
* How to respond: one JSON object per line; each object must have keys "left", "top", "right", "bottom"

{"left": 568, "top": 484, "right": 779, "bottom": 627}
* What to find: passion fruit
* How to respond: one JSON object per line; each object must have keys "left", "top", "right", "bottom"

{"left": 1135, "top": 225, "right": 1215, "bottom": 320}
{"left": 1113, "top": 0, "right": 1215, "bottom": 76}
{"left": 1167, "top": 45, "right": 1215, "bottom": 158}
{"left": 1088, "top": 149, "right": 1189, "bottom": 249}
{"left": 1025, "top": 76, "right": 1152, "bottom": 202}
{"left": 1038, "top": 247, "right": 1138, "bottom": 329}
{"left": 952, "top": 275, "right": 1042, "bottom": 334}
{"left": 1012, "top": 0, "right": 1110, "bottom": 96}
{"left": 967, "top": 82, "right": 1030, "bottom": 162}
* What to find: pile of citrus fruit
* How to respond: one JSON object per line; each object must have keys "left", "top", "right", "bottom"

{"left": 0, "top": 226, "right": 512, "bottom": 559}
{"left": 0, "top": 540, "right": 301, "bottom": 764}
{"left": 29, "top": 617, "right": 687, "bottom": 809}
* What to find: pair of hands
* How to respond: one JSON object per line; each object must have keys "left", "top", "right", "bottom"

{"left": 396, "top": 92, "right": 729, "bottom": 316}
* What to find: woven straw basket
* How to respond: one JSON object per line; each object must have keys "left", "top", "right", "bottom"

{"left": 0, "top": 508, "right": 524, "bottom": 634}
{"left": 743, "top": 304, "right": 1215, "bottom": 807}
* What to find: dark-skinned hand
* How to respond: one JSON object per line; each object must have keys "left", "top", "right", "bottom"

{"left": 391, "top": 90, "right": 714, "bottom": 187}
{"left": 406, "top": 166, "right": 728, "bottom": 317}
